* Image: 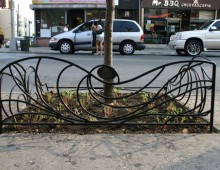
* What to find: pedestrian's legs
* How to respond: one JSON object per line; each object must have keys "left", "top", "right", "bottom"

{"left": 100, "top": 40, "right": 103, "bottom": 55}
{"left": 95, "top": 40, "right": 100, "bottom": 54}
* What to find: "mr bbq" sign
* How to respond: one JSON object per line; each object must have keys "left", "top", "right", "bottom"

{"left": 142, "top": 0, "right": 218, "bottom": 9}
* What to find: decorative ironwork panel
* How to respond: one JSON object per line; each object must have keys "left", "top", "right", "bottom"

{"left": 0, "top": 56, "right": 216, "bottom": 133}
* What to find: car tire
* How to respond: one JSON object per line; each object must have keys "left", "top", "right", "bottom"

{"left": 176, "top": 49, "right": 186, "bottom": 56}
{"left": 184, "top": 40, "right": 202, "bottom": 56}
{"left": 58, "top": 40, "right": 74, "bottom": 54}
{"left": 119, "top": 41, "right": 135, "bottom": 55}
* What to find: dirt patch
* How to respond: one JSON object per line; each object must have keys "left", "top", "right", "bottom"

{"left": 2, "top": 91, "right": 218, "bottom": 134}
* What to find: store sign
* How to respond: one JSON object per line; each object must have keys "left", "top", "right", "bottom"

{"left": 152, "top": 0, "right": 211, "bottom": 8}
{"left": 32, "top": 0, "right": 106, "bottom": 4}
{"left": 0, "top": 0, "right": 6, "bottom": 8}
{"left": 142, "top": 0, "right": 218, "bottom": 9}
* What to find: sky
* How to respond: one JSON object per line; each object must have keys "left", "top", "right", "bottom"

{"left": 15, "top": 0, "right": 34, "bottom": 21}
{"left": 14, "top": 0, "right": 34, "bottom": 34}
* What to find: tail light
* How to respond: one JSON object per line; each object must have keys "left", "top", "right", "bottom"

{"left": 140, "top": 34, "right": 144, "bottom": 41}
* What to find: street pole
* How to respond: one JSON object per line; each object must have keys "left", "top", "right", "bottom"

{"left": 17, "top": 4, "right": 19, "bottom": 36}
{"left": 9, "top": 0, "right": 17, "bottom": 51}
{"left": 28, "top": 20, "right": 32, "bottom": 45}
{"left": 29, "top": 20, "right": 32, "bottom": 38}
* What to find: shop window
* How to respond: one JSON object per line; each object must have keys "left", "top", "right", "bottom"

{"left": 191, "top": 10, "right": 199, "bottom": 20}
{"left": 144, "top": 8, "right": 216, "bottom": 44}
{"left": 36, "top": 9, "right": 65, "bottom": 38}
{"left": 86, "top": 10, "right": 105, "bottom": 21}
{"left": 199, "top": 11, "right": 214, "bottom": 21}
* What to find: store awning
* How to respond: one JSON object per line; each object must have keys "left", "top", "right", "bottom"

{"left": 148, "top": 13, "right": 172, "bottom": 19}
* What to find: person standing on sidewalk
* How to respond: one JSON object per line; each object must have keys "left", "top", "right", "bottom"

{"left": 92, "top": 21, "right": 104, "bottom": 55}
{"left": 63, "top": 24, "right": 69, "bottom": 32}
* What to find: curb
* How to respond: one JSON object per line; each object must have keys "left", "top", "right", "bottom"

{"left": 0, "top": 44, "right": 169, "bottom": 54}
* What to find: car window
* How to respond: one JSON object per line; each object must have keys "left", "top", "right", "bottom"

{"left": 78, "top": 21, "right": 93, "bottom": 32}
{"left": 77, "top": 20, "right": 105, "bottom": 32}
{"left": 199, "top": 20, "right": 214, "bottom": 30}
{"left": 212, "top": 21, "right": 220, "bottom": 31}
{"left": 113, "top": 21, "right": 140, "bottom": 32}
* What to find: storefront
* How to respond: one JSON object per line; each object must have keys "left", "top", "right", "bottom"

{"left": 31, "top": 0, "right": 220, "bottom": 46}
{"left": 30, "top": 0, "right": 106, "bottom": 46}
{"left": 115, "top": 0, "right": 140, "bottom": 23}
{"left": 141, "top": 0, "right": 220, "bottom": 44}
{"left": 30, "top": 0, "right": 142, "bottom": 46}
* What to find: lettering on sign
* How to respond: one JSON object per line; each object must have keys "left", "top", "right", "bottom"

{"left": 151, "top": 0, "right": 212, "bottom": 8}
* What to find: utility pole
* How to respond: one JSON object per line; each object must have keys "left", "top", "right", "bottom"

{"left": 29, "top": 20, "right": 32, "bottom": 38}
{"left": 28, "top": 20, "right": 32, "bottom": 45}
{"left": 9, "top": 0, "right": 17, "bottom": 51}
{"left": 17, "top": 4, "right": 19, "bottom": 36}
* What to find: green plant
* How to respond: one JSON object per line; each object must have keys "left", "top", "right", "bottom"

{"left": 140, "top": 92, "right": 151, "bottom": 102}
{"left": 44, "top": 92, "right": 55, "bottom": 104}
{"left": 167, "top": 102, "right": 183, "bottom": 114}
{"left": 113, "top": 87, "right": 122, "bottom": 94}
{"left": 60, "top": 90, "right": 76, "bottom": 103}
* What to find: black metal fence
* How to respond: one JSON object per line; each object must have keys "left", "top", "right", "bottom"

{"left": 0, "top": 56, "right": 216, "bottom": 133}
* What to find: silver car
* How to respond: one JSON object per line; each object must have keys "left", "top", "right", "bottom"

{"left": 49, "top": 19, "right": 145, "bottom": 55}
{"left": 169, "top": 19, "right": 220, "bottom": 56}
{"left": 5, "top": 37, "right": 25, "bottom": 48}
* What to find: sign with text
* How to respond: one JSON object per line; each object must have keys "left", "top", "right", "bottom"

{"left": 142, "top": 0, "right": 219, "bottom": 10}
{"left": 32, "top": 0, "right": 106, "bottom": 4}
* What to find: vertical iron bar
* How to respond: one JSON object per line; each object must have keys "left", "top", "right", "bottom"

{"left": 210, "top": 63, "right": 216, "bottom": 133}
{"left": 0, "top": 75, "right": 2, "bottom": 134}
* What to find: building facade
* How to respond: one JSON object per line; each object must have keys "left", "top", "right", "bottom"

{"left": 30, "top": 0, "right": 141, "bottom": 46}
{"left": 0, "top": 0, "right": 34, "bottom": 42}
{"left": 30, "top": 0, "right": 220, "bottom": 46}
{"left": 142, "top": 0, "right": 220, "bottom": 43}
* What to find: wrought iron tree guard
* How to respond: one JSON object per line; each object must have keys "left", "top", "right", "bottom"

{"left": 0, "top": 56, "right": 216, "bottom": 133}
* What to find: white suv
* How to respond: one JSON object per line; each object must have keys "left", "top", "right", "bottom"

{"left": 168, "top": 19, "right": 220, "bottom": 56}
{"left": 49, "top": 19, "right": 145, "bottom": 55}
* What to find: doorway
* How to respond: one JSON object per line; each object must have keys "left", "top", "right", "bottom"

{"left": 167, "top": 9, "right": 191, "bottom": 34}
{"left": 68, "top": 10, "right": 84, "bottom": 29}
{"left": 180, "top": 10, "right": 191, "bottom": 31}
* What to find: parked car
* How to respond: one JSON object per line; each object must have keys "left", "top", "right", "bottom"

{"left": 168, "top": 19, "right": 220, "bottom": 56}
{"left": 49, "top": 19, "right": 145, "bottom": 55}
{"left": 5, "top": 37, "right": 25, "bottom": 48}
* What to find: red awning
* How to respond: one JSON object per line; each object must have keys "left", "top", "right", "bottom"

{"left": 148, "top": 13, "right": 172, "bottom": 19}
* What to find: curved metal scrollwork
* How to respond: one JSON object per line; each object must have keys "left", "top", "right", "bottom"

{"left": 0, "top": 56, "right": 216, "bottom": 133}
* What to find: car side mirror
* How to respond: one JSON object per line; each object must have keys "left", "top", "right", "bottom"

{"left": 210, "top": 26, "right": 217, "bottom": 31}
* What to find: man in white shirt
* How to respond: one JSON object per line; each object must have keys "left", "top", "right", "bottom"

{"left": 63, "top": 24, "right": 69, "bottom": 32}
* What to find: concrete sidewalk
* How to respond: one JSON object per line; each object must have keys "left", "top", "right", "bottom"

{"left": 0, "top": 133, "right": 220, "bottom": 170}
{"left": 0, "top": 46, "right": 60, "bottom": 54}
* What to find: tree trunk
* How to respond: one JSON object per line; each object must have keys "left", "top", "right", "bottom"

{"left": 103, "top": 0, "right": 115, "bottom": 103}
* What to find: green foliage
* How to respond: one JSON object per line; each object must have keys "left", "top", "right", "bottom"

{"left": 113, "top": 87, "right": 122, "bottom": 94}
{"left": 167, "top": 102, "right": 183, "bottom": 114}
{"left": 11, "top": 90, "right": 195, "bottom": 126}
